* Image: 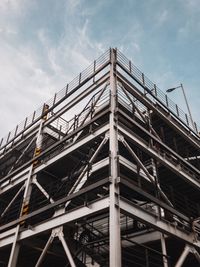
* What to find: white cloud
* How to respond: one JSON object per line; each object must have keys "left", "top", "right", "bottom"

{"left": 0, "top": 27, "right": 17, "bottom": 35}
{"left": 178, "top": 21, "right": 190, "bottom": 38}
{"left": 178, "top": 17, "right": 200, "bottom": 39}
{"left": 183, "top": 0, "right": 200, "bottom": 11}
{"left": 0, "top": 0, "right": 22, "bottom": 12}
{"left": 0, "top": 0, "right": 200, "bottom": 138}
{"left": 0, "top": 0, "right": 32, "bottom": 17}
{"left": 67, "top": 0, "right": 82, "bottom": 13}
{"left": 157, "top": 10, "right": 168, "bottom": 25}
{"left": 130, "top": 42, "right": 141, "bottom": 52}
{"left": 0, "top": 1, "right": 107, "bottom": 137}
{"left": 0, "top": 42, "right": 54, "bottom": 125}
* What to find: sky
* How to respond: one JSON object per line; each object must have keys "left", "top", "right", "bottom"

{"left": 0, "top": 0, "right": 200, "bottom": 138}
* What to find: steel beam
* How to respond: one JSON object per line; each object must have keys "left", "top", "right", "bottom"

{"left": 192, "top": 248, "right": 200, "bottom": 263}
{"left": 7, "top": 118, "right": 46, "bottom": 267}
{"left": 121, "top": 136, "right": 173, "bottom": 206}
{"left": 0, "top": 197, "right": 109, "bottom": 247}
{"left": 1, "top": 184, "right": 25, "bottom": 218}
{"left": 7, "top": 136, "right": 36, "bottom": 175}
{"left": 35, "top": 234, "right": 55, "bottom": 267}
{"left": 120, "top": 198, "right": 200, "bottom": 249}
{"left": 66, "top": 135, "right": 108, "bottom": 204}
{"left": 7, "top": 225, "right": 20, "bottom": 267}
{"left": 0, "top": 124, "right": 109, "bottom": 196}
{"left": 118, "top": 108, "right": 200, "bottom": 178}
{"left": 0, "top": 57, "right": 110, "bottom": 155}
{"left": 44, "top": 72, "right": 109, "bottom": 127}
{"left": 0, "top": 168, "right": 29, "bottom": 194}
{"left": 0, "top": 107, "right": 109, "bottom": 188}
{"left": 109, "top": 48, "right": 121, "bottom": 267}
{"left": 7, "top": 165, "right": 33, "bottom": 267}
{"left": 0, "top": 177, "right": 110, "bottom": 234}
{"left": 33, "top": 178, "right": 54, "bottom": 204}
{"left": 175, "top": 244, "right": 200, "bottom": 267}
{"left": 1, "top": 48, "right": 200, "bottom": 267}
{"left": 175, "top": 245, "right": 191, "bottom": 267}
{"left": 117, "top": 72, "right": 200, "bottom": 150}
{"left": 118, "top": 125, "right": 200, "bottom": 190}
{"left": 76, "top": 83, "right": 108, "bottom": 130}
{"left": 33, "top": 124, "right": 109, "bottom": 175}
{"left": 58, "top": 231, "right": 76, "bottom": 267}
{"left": 160, "top": 234, "right": 169, "bottom": 267}
{"left": 35, "top": 228, "right": 76, "bottom": 267}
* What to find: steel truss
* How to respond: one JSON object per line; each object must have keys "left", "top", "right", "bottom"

{"left": 0, "top": 48, "right": 200, "bottom": 267}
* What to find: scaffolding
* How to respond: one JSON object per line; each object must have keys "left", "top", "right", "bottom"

{"left": 0, "top": 48, "right": 200, "bottom": 267}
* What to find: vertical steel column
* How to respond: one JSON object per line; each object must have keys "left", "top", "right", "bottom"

{"left": 160, "top": 234, "right": 169, "bottom": 267}
{"left": 7, "top": 165, "right": 33, "bottom": 267}
{"left": 109, "top": 48, "right": 121, "bottom": 267}
{"left": 8, "top": 120, "right": 44, "bottom": 267}
{"left": 7, "top": 224, "right": 21, "bottom": 267}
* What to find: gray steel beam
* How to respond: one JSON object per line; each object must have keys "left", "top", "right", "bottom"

{"left": 0, "top": 57, "right": 110, "bottom": 154}
{"left": 160, "top": 234, "right": 169, "bottom": 267}
{"left": 65, "top": 135, "right": 108, "bottom": 204}
{"left": 7, "top": 225, "right": 20, "bottom": 267}
{"left": 0, "top": 197, "right": 109, "bottom": 247}
{"left": 121, "top": 136, "right": 173, "bottom": 207}
{"left": 0, "top": 124, "right": 109, "bottom": 195}
{"left": 0, "top": 177, "right": 110, "bottom": 233}
{"left": 109, "top": 48, "right": 121, "bottom": 267}
{"left": 0, "top": 124, "right": 40, "bottom": 160}
{"left": 118, "top": 109, "right": 200, "bottom": 178}
{"left": 120, "top": 177, "right": 190, "bottom": 229}
{"left": 58, "top": 231, "right": 76, "bottom": 267}
{"left": 122, "top": 231, "right": 162, "bottom": 246}
{"left": 33, "top": 178, "right": 54, "bottom": 204}
{"left": 7, "top": 166, "right": 33, "bottom": 267}
{"left": 35, "top": 234, "right": 55, "bottom": 267}
{"left": 0, "top": 74, "right": 108, "bottom": 171}
{"left": 175, "top": 245, "right": 191, "bottom": 267}
{"left": 45, "top": 74, "right": 109, "bottom": 127}
{"left": 120, "top": 198, "right": 200, "bottom": 249}
{"left": 34, "top": 124, "right": 109, "bottom": 174}
{"left": 117, "top": 73, "right": 200, "bottom": 150}
{"left": 0, "top": 168, "right": 29, "bottom": 194}
{"left": 118, "top": 125, "right": 200, "bottom": 190}
{"left": 0, "top": 102, "right": 109, "bottom": 188}
{"left": 174, "top": 245, "right": 200, "bottom": 267}
{"left": 1, "top": 184, "right": 25, "bottom": 218}
{"left": 7, "top": 136, "right": 36, "bottom": 175}
{"left": 35, "top": 228, "right": 77, "bottom": 267}
{"left": 8, "top": 117, "right": 50, "bottom": 267}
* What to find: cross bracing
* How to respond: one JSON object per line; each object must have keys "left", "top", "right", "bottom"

{"left": 0, "top": 48, "right": 200, "bottom": 267}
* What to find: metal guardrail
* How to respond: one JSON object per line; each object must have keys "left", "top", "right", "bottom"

{"left": 116, "top": 49, "right": 199, "bottom": 136}
{"left": 118, "top": 85, "right": 148, "bottom": 118}
{"left": 122, "top": 237, "right": 171, "bottom": 267}
{"left": 0, "top": 49, "right": 110, "bottom": 154}
{"left": 1, "top": 48, "right": 199, "bottom": 156}
{"left": 164, "top": 184, "right": 200, "bottom": 219}
{"left": 44, "top": 86, "right": 110, "bottom": 143}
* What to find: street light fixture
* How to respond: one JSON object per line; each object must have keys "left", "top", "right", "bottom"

{"left": 166, "top": 83, "right": 196, "bottom": 132}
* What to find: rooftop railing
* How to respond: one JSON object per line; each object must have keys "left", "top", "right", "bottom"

{"left": 1, "top": 48, "right": 199, "bottom": 156}
{"left": 116, "top": 49, "right": 199, "bottom": 137}
{"left": 0, "top": 49, "right": 110, "bottom": 154}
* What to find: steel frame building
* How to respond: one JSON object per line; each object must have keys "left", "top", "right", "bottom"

{"left": 0, "top": 48, "right": 200, "bottom": 267}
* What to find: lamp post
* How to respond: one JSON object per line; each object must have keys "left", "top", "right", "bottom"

{"left": 166, "top": 84, "right": 196, "bottom": 132}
